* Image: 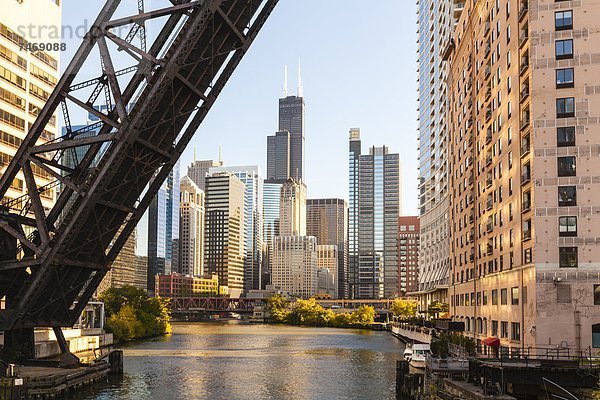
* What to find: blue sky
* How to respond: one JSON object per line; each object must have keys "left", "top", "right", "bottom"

{"left": 60, "top": 0, "right": 419, "bottom": 252}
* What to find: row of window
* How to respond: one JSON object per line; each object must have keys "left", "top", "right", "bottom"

{"left": 453, "top": 286, "right": 523, "bottom": 307}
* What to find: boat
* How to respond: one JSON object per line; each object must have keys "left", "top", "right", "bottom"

{"left": 403, "top": 344, "right": 413, "bottom": 362}
{"left": 409, "top": 344, "right": 430, "bottom": 369}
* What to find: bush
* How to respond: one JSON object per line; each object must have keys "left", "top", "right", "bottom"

{"left": 100, "top": 286, "right": 171, "bottom": 342}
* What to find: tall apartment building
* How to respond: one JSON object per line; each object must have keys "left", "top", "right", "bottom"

{"left": 188, "top": 159, "right": 223, "bottom": 191}
{"left": 306, "top": 198, "right": 348, "bottom": 298}
{"left": 279, "top": 178, "right": 306, "bottom": 237}
{"left": 272, "top": 235, "right": 317, "bottom": 298}
{"left": 0, "top": 1, "right": 61, "bottom": 211}
{"left": 415, "top": 0, "right": 465, "bottom": 309}
{"left": 447, "top": 0, "right": 600, "bottom": 354}
{"left": 316, "top": 244, "right": 338, "bottom": 298}
{"left": 179, "top": 175, "right": 205, "bottom": 277}
{"left": 348, "top": 128, "right": 361, "bottom": 298}
{"left": 204, "top": 172, "right": 245, "bottom": 297}
{"left": 147, "top": 164, "right": 180, "bottom": 293}
{"left": 261, "top": 180, "right": 282, "bottom": 288}
{"left": 210, "top": 165, "right": 262, "bottom": 292}
{"left": 398, "top": 216, "right": 420, "bottom": 295}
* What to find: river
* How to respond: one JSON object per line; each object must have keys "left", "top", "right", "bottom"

{"left": 68, "top": 322, "right": 405, "bottom": 400}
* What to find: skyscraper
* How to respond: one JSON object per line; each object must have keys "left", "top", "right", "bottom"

{"left": 210, "top": 165, "right": 262, "bottom": 292}
{"left": 147, "top": 163, "right": 180, "bottom": 293}
{"left": 179, "top": 176, "right": 205, "bottom": 277}
{"left": 306, "top": 198, "right": 348, "bottom": 298}
{"left": 188, "top": 159, "right": 223, "bottom": 191}
{"left": 204, "top": 172, "right": 246, "bottom": 297}
{"left": 266, "top": 131, "right": 290, "bottom": 182}
{"left": 98, "top": 228, "right": 145, "bottom": 294}
{"left": 262, "top": 180, "right": 282, "bottom": 288}
{"left": 447, "top": 0, "right": 600, "bottom": 353}
{"left": 349, "top": 136, "right": 401, "bottom": 299}
{"left": 279, "top": 178, "right": 306, "bottom": 236}
{"left": 415, "top": 0, "right": 464, "bottom": 308}
{"left": 348, "top": 128, "right": 361, "bottom": 298}
{"left": 1, "top": 1, "right": 61, "bottom": 210}
{"left": 267, "top": 68, "right": 305, "bottom": 182}
{"left": 316, "top": 245, "right": 338, "bottom": 298}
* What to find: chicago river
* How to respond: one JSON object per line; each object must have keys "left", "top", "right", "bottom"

{"left": 68, "top": 322, "right": 405, "bottom": 400}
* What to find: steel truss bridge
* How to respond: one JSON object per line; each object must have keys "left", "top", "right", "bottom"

{"left": 0, "top": 0, "right": 278, "bottom": 358}
{"left": 170, "top": 298, "right": 395, "bottom": 313}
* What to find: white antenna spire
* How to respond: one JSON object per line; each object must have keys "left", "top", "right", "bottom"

{"left": 283, "top": 65, "right": 288, "bottom": 97}
{"left": 218, "top": 144, "right": 223, "bottom": 165}
{"left": 193, "top": 145, "right": 197, "bottom": 162}
{"left": 297, "top": 59, "right": 303, "bottom": 97}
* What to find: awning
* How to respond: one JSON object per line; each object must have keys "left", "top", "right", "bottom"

{"left": 481, "top": 337, "right": 500, "bottom": 347}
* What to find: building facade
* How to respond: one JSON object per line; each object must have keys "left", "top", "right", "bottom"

{"left": 279, "top": 178, "right": 306, "bottom": 237}
{"left": 316, "top": 244, "right": 338, "bottom": 298}
{"left": 415, "top": 0, "right": 465, "bottom": 310}
{"left": 348, "top": 128, "right": 361, "bottom": 298}
{"left": 278, "top": 95, "right": 305, "bottom": 182}
{"left": 356, "top": 144, "right": 401, "bottom": 299}
{"left": 147, "top": 164, "right": 180, "bottom": 293}
{"left": 272, "top": 235, "right": 317, "bottom": 298}
{"left": 307, "top": 198, "right": 348, "bottom": 298}
{"left": 447, "top": 0, "right": 600, "bottom": 353}
{"left": 155, "top": 273, "right": 221, "bottom": 298}
{"left": 398, "top": 216, "right": 420, "bottom": 295}
{"left": 262, "top": 180, "right": 282, "bottom": 288}
{"left": 0, "top": 0, "right": 62, "bottom": 211}
{"left": 179, "top": 175, "right": 205, "bottom": 277}
{"left": 210, "top": 165, "right": 263, "bottom": 292}
{"left": 187, "top": 159, "right": 223, "bottom": 191}
{"left": 204, "top": 172, "right": 245, "bottom": 297}
{"left": 266, "top": 131, "right": 290, "bottom": 182}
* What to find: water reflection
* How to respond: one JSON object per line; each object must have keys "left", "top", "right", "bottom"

{"left": 67, "top": 322, "right": 405, "bottom": 400}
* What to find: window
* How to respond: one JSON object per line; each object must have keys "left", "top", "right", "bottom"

{"left": 492, "top": 320, "right": 498, "bottom": 336}
{"left": 511, "top": 287, "right": 519, "bottom": 305}
{"left": 522, "top": 190, "right": 531, "bottom": 211}
{"left": 556, "top": 97, "right": 575, "bottom": 118}
{"left": 558, "top": 156, "right": 576, "bottom": 177}
{"left": 501, "top": 288, "right": 508, "bottom": 305}
{"left": 483, "top": 291, "right": 488, "bottom": 305}
{"left": 511, "top": 322, "right": 521, "bottom": 341}
{"left": 492, "top": 289, "right": 498, "bottom": 305}
{"left": 557, "top": 126, "right": 575, "bottom": 147}
{"left": 524, "top": 247, "right": 533, "bottom": 264}
{"left": 558, "top": 186, "right": 576, "bottom": 206}
{"left": 593, "top": 324, "right": 600, "bottom": 348}
{"left": 523, "top": 219, "right": 532, "bottom": 240}
{"left": 559, "top": 216, "right": 577, "bottom": 237}
{"left": 555, "top": 10, "right": 573, "bottom": 31}
{"left": 556, "top": 68, "right": 574, "bottom": 88}
{"left": 595, "top": 285, "right": 600, "bottom": 305}
{"left": 556, "top": 39, "right": 574, "bottom": 59}
{"left": 501, "top": 321, "right": 508, "bottom": 338}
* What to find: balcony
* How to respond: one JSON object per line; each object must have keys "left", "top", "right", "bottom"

{"left": 521, "top": 111, "right": 530, "bottom": 130}
{"left": 519, "top": 30, "right": 529, "bottom": 49}
{"left": 485, "top": 154, "right": 492, "bottom": 166}
{"left": 484, "top": 65, "right": 492, "bottom": 79}
{"left": 521, "top": 138, "right": 531, "bottom": 158}
{"left": 486, "top": 108, "right": 492, "bottom": 122}
{"left": 520, "top": 58, "right": 529, "bottom": 76}
{"left": 522, "top": 200, "right": 531, "bottom": 212}
{"left": 519, "top": 1, "right": 528, "bottom": 22}
{"left": 486, "top": 127, "right": 492, "bottom": 143}
{"left": 486, "top": 199, "right": 493, "bottom": 211}
{"left": 484, "top": 20, "right": 491, "bottom": 35}
{"left": 520, "top": 84, "right": 530, "bottom": 102}
{"left": 485, "top": 86, "right": 492, "bottom": 101}
{"left": 521, "top": 171, "right": 531, "bottom": 184}
{"left": 486, "top": 222, "right": 493, "bottom": 233}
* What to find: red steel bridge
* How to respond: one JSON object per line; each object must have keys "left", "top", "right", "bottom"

{"left": 0, "top": 0, "right": 278, "bottom": 359}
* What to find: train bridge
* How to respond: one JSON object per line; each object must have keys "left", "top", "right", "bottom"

{"left": 0, "top": 0, "right": 278, "bottom": 361}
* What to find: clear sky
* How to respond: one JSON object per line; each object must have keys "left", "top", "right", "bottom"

{"left": 60, "top": 0, "right": 419, "bottom": 251}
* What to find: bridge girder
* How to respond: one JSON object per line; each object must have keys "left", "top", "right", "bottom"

{"left": 0, "top": 0, "right": 278, "bottom": 331}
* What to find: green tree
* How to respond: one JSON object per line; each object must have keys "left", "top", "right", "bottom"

{"left": 100, "top": 286, "right": 171, "bottom": 342}
{"left": 349, "top": 305, "right": 375, "bottom": 326}
{"left": 390, "top": 299, "right": 418, "bottom": 319}
{"left": 290, "top": 298, "right": 334, "bottom": 326}
{"left": 427, "top": 301, "right": 449, "bottom": 318}
{"left": 265, "top": 294, "right": 291, "bottom": 323}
